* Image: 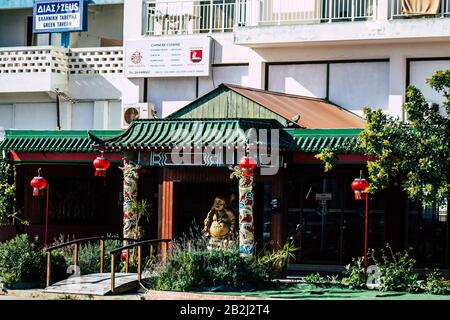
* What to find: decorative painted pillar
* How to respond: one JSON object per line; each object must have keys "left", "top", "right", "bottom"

{"left": 120, "top": 160, "right": 141, "bottom": 258}
{"left": 230, "top": 166, "right": 255, "bottom": 256}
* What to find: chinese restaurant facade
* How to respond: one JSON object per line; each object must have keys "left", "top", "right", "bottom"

{"left": 1, "top": 84, "right": 449, "bottom": 270}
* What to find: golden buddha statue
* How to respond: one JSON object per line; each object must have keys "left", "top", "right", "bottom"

{"left": 203, "top": 196, "right": 236, "bottom": 248}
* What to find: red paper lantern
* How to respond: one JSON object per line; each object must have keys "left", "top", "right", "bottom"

{"left": 30, "top": 175, "right": 47, "bottom": 197}
{"left": 239, "top": 156, "right": 257, "bottom": 170}
{"left": 351, "top": 178, "right": 369, "bottom": 200}
{"left": 93, "top": 152, "right": 110, "bottom": 177}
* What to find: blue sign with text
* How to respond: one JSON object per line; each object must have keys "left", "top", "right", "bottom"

{"left": 33, "top": 0, "right": 88, "bottom": 33}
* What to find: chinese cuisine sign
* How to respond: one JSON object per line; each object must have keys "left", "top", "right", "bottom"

{"left": 125, "top": 37, "right": 211, "bottom": 78}
{"left": 33, "top": 0, "right": 88, "bottom": 33}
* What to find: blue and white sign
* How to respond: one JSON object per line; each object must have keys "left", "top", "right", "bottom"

{"left": 33, "top": 0, "right": 88, "bottom": 33}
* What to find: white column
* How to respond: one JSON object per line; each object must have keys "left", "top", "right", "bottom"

{"left": 123, "top": 78, "right": 144, "bottom": 105}
{"left": 247, "top": 51, "right": 265, "bottom": 89}
{"left": 377, "top": 0, "right": 389, "bottom": 21}
{"left": 246, "top": 0, "right": 261, "bottom": 27}
{"left": 63, "top": 101, "right": 72, "bottom": 130}
{"left": 93, "top": 100, "right": 109, "bottom": 129}
{"left": 103, "top": 101, "right": 110, "bottom": 129}
{"left": 36, "top": 34, "right": 51, "bottom": 46}
{"left": 122, "top": 1, "right": 145, "bottom": 108}
{"left": 388, "top": 54, "right": 406, "bottom": 121}
{"left": 69, "top": 32, "right": 79, "bottom": 49}
{"left": 124, "top": 0, "right": 144, "bottom": 40}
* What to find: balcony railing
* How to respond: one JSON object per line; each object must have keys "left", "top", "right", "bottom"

{"left": 69, "top": 47, "right": 123, "bottom": 75}
{"left": 0, "top": 46, "right": 69, "bottom": 75}
{"left": 239, "top": 0, "right": 378, "bottom": 26}
{"left": 390, "top": 0, "right": 450, "bottom": 19}
{"left": 145, "top": 0, "right": 236, "bottom": 35}
{"left": 0, "top": 46, "right": 123, "bottom": 93}
{"left": 0, "top": 46, "right": 123, "bottom": 76}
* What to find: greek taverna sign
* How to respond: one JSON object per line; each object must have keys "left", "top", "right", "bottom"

{"left": 33, "top": 0, "right": 88, "bottom": 33}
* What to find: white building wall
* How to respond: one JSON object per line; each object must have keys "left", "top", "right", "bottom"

{"left": 71, "top": 102, "right": 94, "bottom": 129}
{"left": 254, "top": 41, "right": 450, "bottom": 119}
{"left": 268, "top": 64, "right": 328, "bottom": 98}
{"left": 0, "top": 104, "right": 13, "bottom": 130}
{"left": 410, "top": 60, "right": 450, "bottom": 106}
{"left": 108, "top": 101, "right": 122, "bottom": 129}
{"left": 329, "top": 62, "right": 390, "bottom": 117}
{"left": 148, "top": 77, "right": 197, "bottom": 118}
{"left": 147, "top": 64, "right": 250, "bottom": 117}
{"left": 75, "top": 4, "right": 124, "bottom": 48}
{"left": 13, "top": 103, "right": 57, "bottom": 129}
{"left": 198, "top": 65, "right": 249, "bottom": 96}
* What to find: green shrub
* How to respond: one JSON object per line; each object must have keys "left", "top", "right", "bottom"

{"left": 304, "top": 272, "right": 324, "bottom": 284}
{"left": 369, "top": 245, "right": 421, "bottom": 293}
{"left": 424, "top": 271, "right": 449, "bottom": 295}
{"left": 149, "top": 235, "right": 271, "bottom": 292}
{"left": 303, "top": 273, "right": 341, "bottom": 288}
{"left": 0, "top": 234, "right": 43, "bottom": 287}
{"left": 257, "top": 242, "right": 298, "bottom": 278}
{"left": 343, "top": 257, "right": 368, "bottom": 289}
{"left": 0, "top": 159, "right": 16, "bottom": 225}
{"left": 52, "top": 234, "right": 123, "bottom": 275}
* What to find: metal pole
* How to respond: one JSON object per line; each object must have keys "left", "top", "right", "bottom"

{"left": 45, "top": 183, "right": 50, "bottom": 247}
{"left": 364, "top": 191, "right": 369, "bottom": 273}
{"left": 55, "top": 91, "right": 61, "bottom": 130}
{"left": 61, "top": 32, "right": 70, "bottom": 48}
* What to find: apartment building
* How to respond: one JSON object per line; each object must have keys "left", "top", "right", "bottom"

{"left": 0, "top": 0, "right": 129, "bottom": 131}
{"left": 2, "top": 1, "right": 449, "bottom": 130}
{"left": 121, "top": 0, "right": 450, "bottom": 120}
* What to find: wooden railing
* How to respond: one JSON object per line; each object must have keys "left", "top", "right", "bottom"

{"left": 109, "top": 238, "right": 171, "bottom": 294}
{"left": 45, "top": 236, "right": 136, "bottom": 287}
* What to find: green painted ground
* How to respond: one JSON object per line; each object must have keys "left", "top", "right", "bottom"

{"left": 202, "top": 283, "right": 450, "bottom": 300}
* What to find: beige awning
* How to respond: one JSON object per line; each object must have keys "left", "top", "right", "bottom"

{"left": 402, "top": 0, "right": 441, "bottom": 14}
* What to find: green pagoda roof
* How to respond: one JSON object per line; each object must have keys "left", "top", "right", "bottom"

{"left": 286, "top": 128, "right": 362, "bottom": 152}
{"left": 0, "top": 130, "right": 122, "bottom": 153}
{"left": 94, "top": 119, "right": 293, "bottom": 150}
{"left": 0, "top": 125, "right": 362, "bottom": 155}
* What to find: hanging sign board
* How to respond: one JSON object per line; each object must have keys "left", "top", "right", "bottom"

{"left": 33, "top": 0, "right": 88, "bottom": 34}
{"left": 125, "top": 37, "right": 211, "bottom": 78}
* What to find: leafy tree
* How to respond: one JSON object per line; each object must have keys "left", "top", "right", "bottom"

{"left": 316, "top": 70, "right": 450, "bottom": 207}
{"left": 0, "top": 158, "right": 16, "bottom": 225}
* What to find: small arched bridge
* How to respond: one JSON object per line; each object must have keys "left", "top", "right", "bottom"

{"left": 44, "top": 236, "right": 171, "bottom": 296}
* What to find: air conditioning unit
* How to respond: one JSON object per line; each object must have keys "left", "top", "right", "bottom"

{"left": 121, "top": 102, "right": 155, "bottom": 128}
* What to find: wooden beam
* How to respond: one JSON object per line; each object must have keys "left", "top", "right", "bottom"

{"left": 46, "top": 251, "right": 51, "bottom": 287}
{"left": 161, "top": 177, "right": 174, "bottom": 240}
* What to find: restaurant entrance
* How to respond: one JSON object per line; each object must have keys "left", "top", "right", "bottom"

{"left": 287, "top": 165, "right": 386, "bottom": 265}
